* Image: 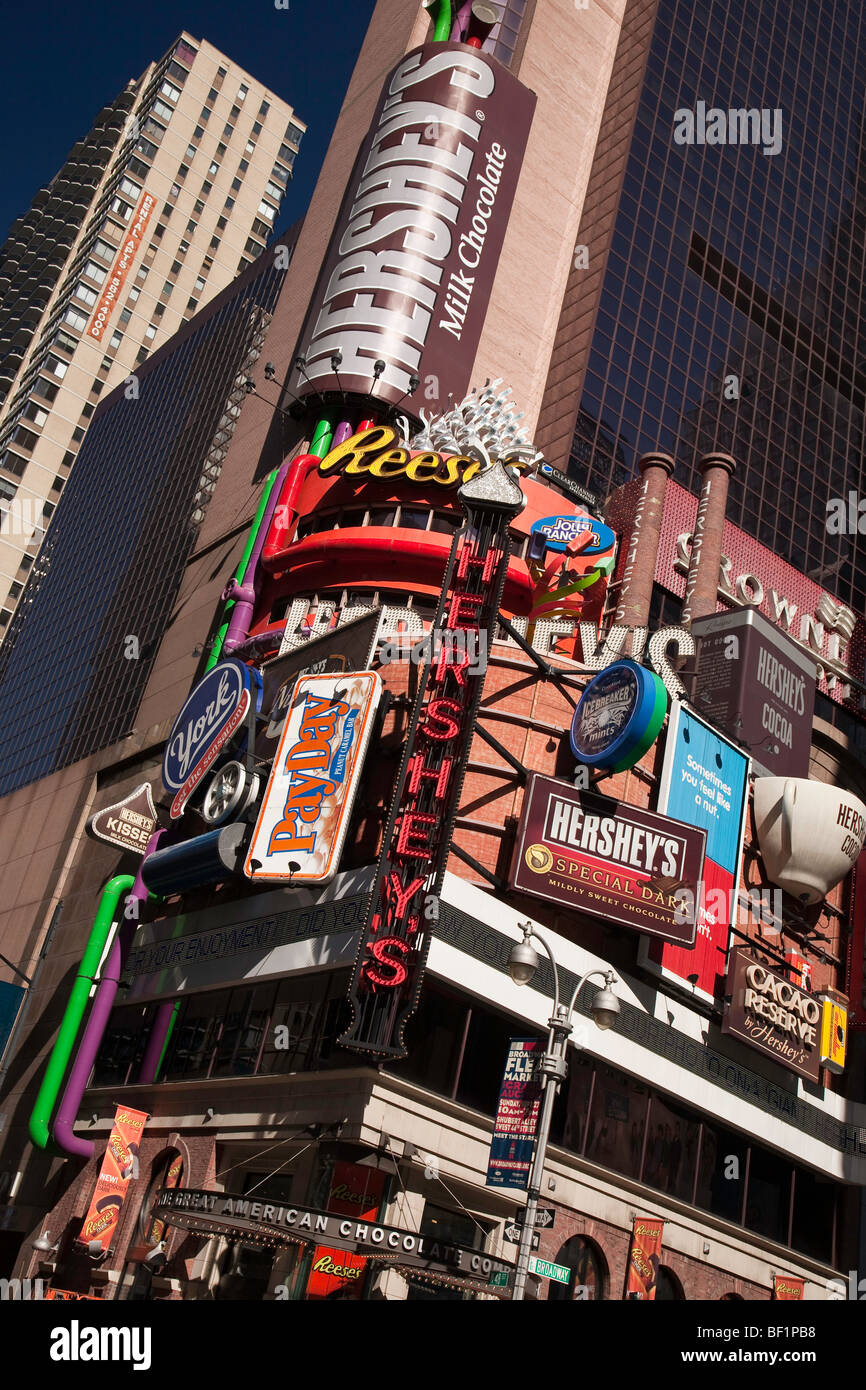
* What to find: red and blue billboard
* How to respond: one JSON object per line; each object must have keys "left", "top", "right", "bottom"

{"left": 640, "top": 704, "right": 749, "bottom": 1002}
{"left": 486, "top": 1038, "right": 543, "bottom": 1190}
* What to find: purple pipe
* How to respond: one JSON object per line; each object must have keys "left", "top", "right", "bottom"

{"left": 221, "top": 459, "right": 291, "bottom": 656}
{"left": 331, "top": 419, "right": 354, "bottom": 449}
{"left": 53, "top": 831, "right": 166, "bottom": 1159}
{"left": 450, "top": 0, "right": 472, "bottom": 39}
{"left": 138, "top": 1000, "right": 177, "bottom": 1085}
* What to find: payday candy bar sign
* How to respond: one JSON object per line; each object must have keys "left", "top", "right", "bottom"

{"left": 245, "top": 672, "right": 381, "bottom": 884}
{"left": 287, "top": 43, "right": 535, "bottom": 414}
{"left": 486, "top": 1038, "right": 543, "bottom": 1190}
{"left": 512, "top": 775, "right": 706, "bottom": 945}
{"left": 78, "top": 1106, "right": 148, "bottom": 1253}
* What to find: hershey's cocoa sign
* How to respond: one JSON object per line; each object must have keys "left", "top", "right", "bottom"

{"left": 288, "top": 43, "right": 536, "bottom": 412}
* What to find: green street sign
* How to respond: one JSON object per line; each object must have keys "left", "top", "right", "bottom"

{"left": 488, "top": 1270, "right": 509, "bottom": 1288}
{"left": 529, "top": 1255, "right": 570, "bottom": 1285}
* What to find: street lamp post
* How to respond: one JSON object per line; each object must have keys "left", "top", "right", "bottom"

{"left": 507, "top": 921, "right": 620, "bottom": 1302}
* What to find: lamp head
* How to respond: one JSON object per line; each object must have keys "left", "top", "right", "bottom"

{"left": 32, "top": 1231, "right": 56, "bottom": 1254}
{"left": 508, "top": 938, "right": 540, "bottom": 986}
{"left": 591, "top": 981, "right": 620, "bottom": 1031}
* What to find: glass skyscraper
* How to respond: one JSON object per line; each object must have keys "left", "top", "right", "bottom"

{"left": 0, "top": 248, "right": 289, "bottom": 797}
{"left": 565, "top": 0, "right": 866, "bottom": 614}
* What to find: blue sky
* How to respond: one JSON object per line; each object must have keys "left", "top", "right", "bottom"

{"left": 0, "top": 0, "right": 376, "bottom": 243}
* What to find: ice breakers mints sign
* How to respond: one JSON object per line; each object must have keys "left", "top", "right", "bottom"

{"left": 162, "top": 660, "right": 261, "bottom": 820}
{"left": 245, "top": 672, "right": 381, "bottom": 885}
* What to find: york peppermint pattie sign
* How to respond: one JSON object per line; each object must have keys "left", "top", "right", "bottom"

{"left": 162, "top": 660, "right": 262, "bottom": 820}
{"left": 511, "top": 775, "right": 706, "bottom": 946}
{"left": 245, "top": 672, "right": 381, "bottom": 885}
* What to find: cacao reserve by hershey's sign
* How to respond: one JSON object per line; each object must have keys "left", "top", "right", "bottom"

{"left": 722, "top": 948, "right": 822, "bottom": 1082}
{"left": 287, "top": 43, "right": 536, "bottom": 413}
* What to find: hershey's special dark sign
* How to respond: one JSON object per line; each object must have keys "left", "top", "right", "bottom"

{"left": 287, "top": 42, "right": 536, "bottom": 413}
{"left": 511, "top": 775, "right": 707, "bottom": 946}
{"left": 722, "top": 948, "right": 822, "bottom": 1082}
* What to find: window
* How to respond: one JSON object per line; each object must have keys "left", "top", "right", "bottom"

{"left": 185, "top": 143, "right": 196, "bottom": 161}
{"left": 110, "top": 196, "right": 133, "bottom": 221}
{"left": 223, "top": 122, "right": 234, "bottom": 137}
{"left": 108, "top": 329, "right": 123, "bottom": 350}
{"left": 548, "top": 1237, "right": 606, "bottom": 1301}
{"left": 135, "top": 264, "right": 149, "bottom": 283}
{"left": 193, "top": 125, "right": 204, "bottom": 141}
{"left": 23, "top": 403, "right": 48, "bottom": 428}
{"left": 53, "top": 329, "right": 79, "bottom": 356}
{"left": 166, "top": 60, "right": 189, "bottom": 85}
{"left": 142, "top": 117, "right": 166, "bottom": 142}
{"left": 264, "top": 181, "right": 283, "bottom": 202}
{"left": 252, "top": 217, "right": 272, "bottom": 239}
{"left": 91, "top": 238, "right": 115, "bottom": 264}
{"left": 160, "top": 79, "right": 181, "bottom": 103}
{"left": 0, "top": 452, "right": 27, "bottom": 477}
{"left": 271, "top": 163, "right": 291, "bottom": 186}
{"left": 144, "top": 324, "right": 157, "bottom": 340}
{"left": 174, "top": 38, "right": 197, "bottom": 64}
{"left": 0, "top": 479, "right": 19, "bottom": 503}
{"left": 152, "top": 303, "right": 165, "bottom": 319}
{"left": 238, "top": 158, "right": 249, "bottom": 173}
{"left": 216, "top": 216, "right": 227, "bottom": 231}
{"left": 126, "top": 156, "right": 150, "bottom": 182}
{"left": 43, "top": 354, "right": 68, "bottom": 379}
{"left": 209, "top": 161, "right": 219, "bottom": 176}
{"left": 252, "top": 121, "right": 262, "bottom": 137}
{"left": 257, "top": 200, "right": 276, "bottom": 222}
{"left": 258, "top": 99, "right": 270, "bottom": 117}
{"left": 161, "top": 280, "right": 174, "bottom": 297}
{"left": 186, "top": 218, "right": 197, "bottom": 234}
{"left": 207, "top": 86, "right": 218, "bottom": 102}
{"left": 64, "top": 305, "right": 88, "bottom": 331}
{"left": 134, "top": 136, "right": 158, "bottom": 161}
{"left": 278, "top": 144, "right": 297, "bottom": 167}
{"left": 152, "top": 98, "right": 174, "bottom": 123}
{"left": 10, "top": 427, "right": 38, "bottom": 452}
{"left": 237, "top": 84, "right": 248, "bottom": 101}
{"left": 177, "top": 164, "right": 189, "bottom": 182}
{"left": 201, "top": 180, "right": 213, "bottom": 196}
{"left": 286, "top": 122, "right": 304, "bottom": 147}
{"left": 231, "top": 177, "right": 242, "bottom": 192}
{"left": 178, "top": 239, "right": 190, "bottom": 257}
{"left": 193, "top": 275, "right": 206, "bottom": 293}
{"left": 152, "top": 222, "right": 166, "bottom": 240}
{"left": 245, "top": 139, "right": 255, "bottom": 155}
{"left": 119, "top": 307, "right": 132, "bottom": 325}
{"left": 209, "top": 236, "right": 220, "bottom": 250}
{"left": 170, "top": 260, "right": 182, "bottom": 276}
{"left": 118, "top": 175, "right": 141, "bottom": 200}
{"left": 186, "top": 297, "right": 199, "bottom": 312}
{"left": 194, "top": 199, "right": 205, "bottom": 215}
{"left": 224, "top": 196, "right": 235, "bottom": 211}
{"left": 32, "top": 376, "right": 59, "bottom": 402}
{"left": 216, "top": 142, "right": 227, "bottom": 157}
{"left": 135, "top": 347, "right": 148, "bottom": 365}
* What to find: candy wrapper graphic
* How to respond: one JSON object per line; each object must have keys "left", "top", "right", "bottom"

{"left": 78, "top": 1107, "right": 148, "bottom": 1253}
{"left": 624, "top": 1217, "right": 664, "bottom": 1299}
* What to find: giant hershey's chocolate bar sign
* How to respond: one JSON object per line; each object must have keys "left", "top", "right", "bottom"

{"left": 288, "top": 43, "right": 536, "bottom": 412}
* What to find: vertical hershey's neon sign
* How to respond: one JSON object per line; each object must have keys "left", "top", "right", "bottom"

{"left": 340, "top": 462, "right": 525, "bottom": 1057}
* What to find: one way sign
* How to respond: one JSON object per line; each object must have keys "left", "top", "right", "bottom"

{"left": 504, "top": 1223, "right": 539, "bottom": 1247}
{"left": 514, "top": 1207, "right": 556, "bottom": 1230}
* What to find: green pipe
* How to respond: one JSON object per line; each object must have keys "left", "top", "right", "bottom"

{"left": 28, "top": 874, "right": 135, "bottom": 1151}
{"left": 205, "top": 466, "right": 281, "bottom": 672}
{"left": 154, "top": 1000, "right": 181, "bottom": 1081}
{"left": 427, "top": 0, "right": 454, "bottom": 41}
{"left": 309, "top": 416, "right": 334, "bottom": 459}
